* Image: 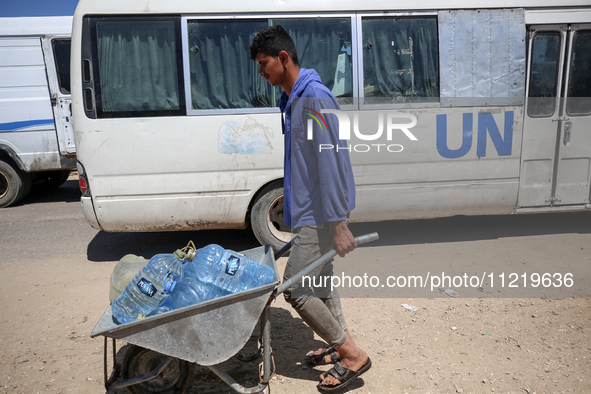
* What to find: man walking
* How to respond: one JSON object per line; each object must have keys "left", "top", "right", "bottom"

{"left": 250, "top": 25, "right": 371, "bottom": 392}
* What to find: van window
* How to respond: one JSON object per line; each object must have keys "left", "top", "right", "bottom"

{"left": 52, "top": 39, "right": 71, "bottom": 94}
{"left": 187, "top": 17, "right": 354, "bottom": 111}
{"left": 93, "top": 17, "right": 185, "bottom": 117}
{"left": 361, "top": 16, "right": 439, "bottom": 104}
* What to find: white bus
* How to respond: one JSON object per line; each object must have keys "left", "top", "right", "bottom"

{"left": 0, "top": 16, "right": 76, "bottom": 207}
{"left": 71, "top": 0, "right": 591, "bottom": 250}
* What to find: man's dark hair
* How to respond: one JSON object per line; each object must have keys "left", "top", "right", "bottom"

{"left": 250, "top": 25, "right": 299, "bottom": 66}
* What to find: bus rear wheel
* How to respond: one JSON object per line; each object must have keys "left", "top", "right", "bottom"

{"left": 251, "top": 183, "right": 291, "bottom": 252}
{"left": 0, "top": 160, "right": 31, "bottom": 207}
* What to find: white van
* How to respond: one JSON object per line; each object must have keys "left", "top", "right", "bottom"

{"left": 71, "top": 0, "right": 591, "bottom": 250}
{"left": 0, "top": 16, "right": 76, "bottom": 207}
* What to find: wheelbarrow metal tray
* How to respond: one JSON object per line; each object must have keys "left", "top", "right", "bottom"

{"left": 91, "top": 245, "right": 279, "bottom": 366}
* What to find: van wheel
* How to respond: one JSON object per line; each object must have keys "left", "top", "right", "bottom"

{"left": 0, "top": 160, "right": 31, "bottom": 207}
{"left": 251, "top": 183, "right": 291, "bottom": 252}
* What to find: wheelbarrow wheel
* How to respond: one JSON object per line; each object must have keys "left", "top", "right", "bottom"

{"left": 122, "top": 344, "right": 195, "bottom": 394}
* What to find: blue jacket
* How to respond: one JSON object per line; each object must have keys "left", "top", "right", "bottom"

{"left": 279, "top": 68, "right": 356, "bottom": 229}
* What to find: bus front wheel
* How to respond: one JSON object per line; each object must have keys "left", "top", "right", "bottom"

{"left": 251, "top": 183, "right": 291, "bottom": 252}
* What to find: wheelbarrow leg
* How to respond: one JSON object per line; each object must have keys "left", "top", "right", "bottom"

{"left": 103, "top": 337, "right": 121, "bottom": 390}
{"left": 261, "top": 305, "right": 272, "bottom": 383}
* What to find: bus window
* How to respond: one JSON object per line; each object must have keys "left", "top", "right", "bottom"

{"left": 361, "top": 16, "right": 439, "bottom": 105}
{"left": 528, "top": 32, "right": 561, "bottom": 118}
{"left": 274, "top": 17, "right": 354, "bottom": 105}
{"left": 187, "top": 19, "right": 269, "bottom": 110}
{"left": 91, "top": 17, "right": 185, "bottom": 118}
{"left": 51, "top": 39, "right": 71, "bottom": 94}
{"left": 566, "top": 30, "right": 591, "bottom": 116}
{"left": 187, "top": 16, "right": 354, "bottom": 111}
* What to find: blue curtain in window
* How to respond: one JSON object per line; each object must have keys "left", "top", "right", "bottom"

{"left": 189, "top": 18, "right": 353, "bottom": 110}
{"left": 189, "top": 20, "right": 270, "bottom": 110}
{"left": 362, "top": 17, "right": 439, "bottom": 104}
{"left": 96, "top": 21, "right": 180, "bottom": 113}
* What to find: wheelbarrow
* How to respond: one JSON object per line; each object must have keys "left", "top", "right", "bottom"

{"left": 91, "top": 232, "right": 379, "bottom": 393}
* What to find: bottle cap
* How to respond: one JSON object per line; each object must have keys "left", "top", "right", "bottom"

{"left": 173, "top": 249, "right": 187, "bottom": 261}
{"left": 183, "top": 240, "right": 197, "bottom": 262}
{"left": 185, "top": 247, "right": 196, "bottom": 262}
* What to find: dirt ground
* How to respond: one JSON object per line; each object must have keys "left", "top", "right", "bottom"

{"left": 1, "top": 252, "right": 590, "bottom": 394}
{"left": 2, "top": 184, "right": 590, "bottom": 393}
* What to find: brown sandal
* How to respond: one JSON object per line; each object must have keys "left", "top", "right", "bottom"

{"left": 318, "top": 358, "right": 372, "bottom": 392}
{"left": 306, "top": 347, "right": 341, "bottom": 365}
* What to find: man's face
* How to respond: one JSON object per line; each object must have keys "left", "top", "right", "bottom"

{"left": 256, "top": 52, "right": 285, "bottom": 87}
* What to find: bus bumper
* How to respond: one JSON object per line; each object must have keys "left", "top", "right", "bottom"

{"left": 81, "top": 195, "right": 101, "bottom": 230}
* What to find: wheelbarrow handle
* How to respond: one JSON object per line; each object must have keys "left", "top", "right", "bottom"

{"left": 273, "top": 239, "right": 294, "bottom": 260}
{"left": 272, "top": 232, "right": 379, "bottom": 298}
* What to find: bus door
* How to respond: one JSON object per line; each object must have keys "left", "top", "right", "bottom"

{"left": 41, "top": 36, "right": 75, "bottom": 155}
{"left": 519, "top": 24, "right": 591, "bottom": 208}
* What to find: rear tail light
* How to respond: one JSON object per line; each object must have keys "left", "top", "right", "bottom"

{"left": 79, "top": 176, "right": 88, "bottom": 195}
{"left": 77, "top": 162, "right": 91, "bottom": 197}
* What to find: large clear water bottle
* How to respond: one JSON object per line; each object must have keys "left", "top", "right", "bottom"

{"left": 208, "top": 248, "right": 275, "bottom": 293}
{"left": 172, "top": 276, "right": 228, "bottom": 307}
{"left": 185, "top": 244, "right": 225, "bottom": 285}
{"left": 184, "top": 244, "right": 275, "bottom": 294}
{"left": 111, "top": 244, "right": 194, "bottom": 324}
{"left": 148, "top": 245, "right": 276, "bottom": 317}
{"left": 148, "top": 276, "right": 222, "bottom": 316}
